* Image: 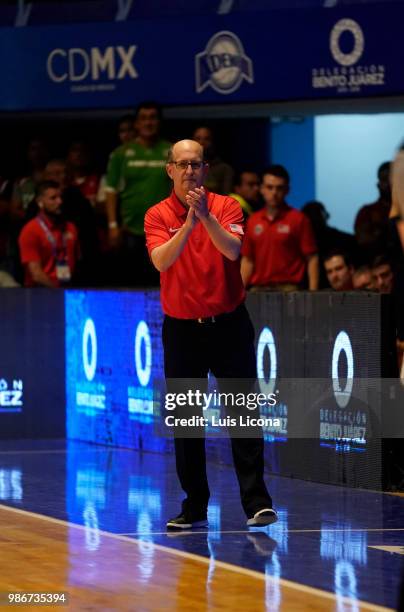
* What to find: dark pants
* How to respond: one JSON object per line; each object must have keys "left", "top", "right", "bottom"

{"left": 162, "top": 303, "right": 272, "bottom": 518}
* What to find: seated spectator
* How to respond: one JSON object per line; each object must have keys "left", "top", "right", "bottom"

{"left": 354, "top": 162, "right": 392, "bottom": 262}
{"left": 18, "top": 180, "right": 79, "bottom": 288}
{"left": 324, "top": 250, "right": 354, "bottom": 291}
{"left": 66, "top": 141, "right": 100, "bottom": 207}
{"left": 241, "top": 165, "right": 319, "bottom": 291}
{"left": 229, "top": 170, "right": 261, "bottom": 217}
{"left": 371, "top": 254, "right": 394, "bottom": 294}
{"left": 352, "top": 265, "right": 374, "bottom": 290}
{"left": 193, "top": 126, "right": 234, "bottom": 195}
{"left": 26, "top": 159, "right": 100, "bottom": 286}
{"left": 302, "top": 200, "right": 357, "bottom": 287}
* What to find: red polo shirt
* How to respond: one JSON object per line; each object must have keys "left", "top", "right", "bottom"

{"left": 18, "top": 214, "right": 79, "bottom": 287}
{"left": 242, "top": 204, "right": 317, "bottom": 286}
{"left": 144, "top": 190, "right": 245, "bottom": 319}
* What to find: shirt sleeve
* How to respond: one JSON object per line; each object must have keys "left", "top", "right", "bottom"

{"left": 18, "top": 225, "right": 41, "bottom": 264}
{"left": 220, "top": 197, "right": 244, "bottom": 240}
{"left": 144, "top": 206, "right": 171, "bottom": 256}
{"left": 105, "top": 147, "right": 124, "bottom": 192}
{"left": 299, "top": 214, "right": 317, "bottom": 256}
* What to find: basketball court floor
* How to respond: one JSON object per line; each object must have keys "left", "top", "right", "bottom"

{"left": 0, "top": 439, "right": 402, "bottom": 610}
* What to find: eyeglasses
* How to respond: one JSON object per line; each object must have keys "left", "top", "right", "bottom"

{"left": 170, "top": 160, "right": 205, "bottom": 170}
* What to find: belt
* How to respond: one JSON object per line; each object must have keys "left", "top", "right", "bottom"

{"left": 197, "top": 315, "right": 216, "bottom": 324}
{"left": 167, "top": 303, "right": 244, "bottom": 325}
{"left": 196, "top": 303, "right": 244, "bottom": 324}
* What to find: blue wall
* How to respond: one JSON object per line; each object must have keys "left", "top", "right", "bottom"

{"left": 315, "top": 113, "right": 404, "bottom": 233}
{"left": 270, "top": 118, "right": 315, "bottom": 208}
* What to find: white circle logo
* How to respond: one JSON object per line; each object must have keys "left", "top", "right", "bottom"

{"left": 135, "top": 321, "right": 152, "bottom": 387}
{"left": 332, "top": 331, "right": 354, "bottom": 408}
{"left": 257, "top": 327, "right": 277, "bottom": 395}
{"left": 330, "top": 18, "right": 364, "bottom": 66}
{"left": 82, "top": 318, "right": 97, "bottom": 382}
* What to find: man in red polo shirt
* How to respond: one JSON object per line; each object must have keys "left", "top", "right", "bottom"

{"left": 18, "top": 180, "right": 79, "bottom": 287}
{"left": 145, "top": 139, "right": 276, "bottom": 530}
{"left": 241, "top": 165, "right": 319, "bottom": 291}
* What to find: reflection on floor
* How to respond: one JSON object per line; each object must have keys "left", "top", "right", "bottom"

{"left": 0, "top": 439, "right": 402, "bottom": 610}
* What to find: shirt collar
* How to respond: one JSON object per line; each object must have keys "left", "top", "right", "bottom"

{"left": 262, "top": 203, "right": 291, "bottom": 222}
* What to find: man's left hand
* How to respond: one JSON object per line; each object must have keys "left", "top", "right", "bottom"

{"left": 186, "top": 187, "right": 209, "bottom": 220}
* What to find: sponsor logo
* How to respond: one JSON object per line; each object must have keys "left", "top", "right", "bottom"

{"left": 47, "top": 45, "right": 138, "bottom": 93}
{"left": 330, "top": 18, "right": 364, "bottom": 66}
{"left": 257, "top": 327, "right": 277, "bottom": 396}
{"left": 277, "top": 224, "right": 290, "bottom": 234}
{"left": 77, "top": 318, "right": 106, "bottom": 412}
{"left": 312, "top": 18, "right": 385, "bottom": 94}
{"left": 82, "top": 318, "right": 97, "bottom": 382}
{"left": 195, "top": 31, "right": 253, "bottom": 95}
{"left": 332, "top": 331, "right": 354, "bottom": 408}
{"left": 128, "top": 321, "right": 153, "bottom": 419}
{"left": 0, "top": 378, "right": 23, "bottom": 412}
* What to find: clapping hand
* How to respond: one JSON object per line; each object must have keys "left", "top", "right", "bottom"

{"left": 185, "top": 187, "right": 209, "bottom": 220}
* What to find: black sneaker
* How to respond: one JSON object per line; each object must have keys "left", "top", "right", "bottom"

{"left": 166, "top": 512, "right": 208, "bottom": 530}
{"left": 246, "top": 508, "right": 278, "bottom": 527}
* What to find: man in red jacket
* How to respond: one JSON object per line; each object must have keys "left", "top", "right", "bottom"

{"left": 145, "top": 139, "right": 276, "bottom": 530}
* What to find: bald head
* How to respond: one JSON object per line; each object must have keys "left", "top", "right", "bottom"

{"left": 166, "top": 139, "right": 208, "bottom": 204}
{"left": 167, "top": 139, "right": 204, "bottom": 164}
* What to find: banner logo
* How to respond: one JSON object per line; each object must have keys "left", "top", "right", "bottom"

{"left": 257, "top": 327, "right": 277, "bottom": 395}
{"left": 312, "top": 18, "right": 385, "bottom": 94}
{"left": 195, "top": 31, "right": 253, "bottom": 95}
{"left": 82, "top": 318, "right": 97, "bottom": 382}
{"left": 47, "top": 45, "right": 138, "bottom": 93}
{"left": 0, "top": 378, "right": 23, "bottom": 413}
{"left": 330, "top": 19, "right": 364, "bottom": 67}
{"left": 332, "top": 331, "right": 354, "bottom": 408}
{"left": 134, "top": 321, "right": 152, "bottom": 387}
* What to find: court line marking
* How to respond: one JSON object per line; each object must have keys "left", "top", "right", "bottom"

{"left": 119, "top": 527, "right": 404, "bottom": 536}
{"left": 0, "top": 503, "right": 393, "bottom": 612}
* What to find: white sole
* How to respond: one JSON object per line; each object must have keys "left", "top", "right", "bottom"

{"left": 166, "top": 519, "right": 208, "bottom": 530}
{"left": 247, "top": 512, "right": 278, "bottom": 527}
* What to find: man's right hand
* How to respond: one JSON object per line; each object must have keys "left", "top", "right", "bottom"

{"left": 183, "top": 206, "right": 198, "bottom": 233}
{"left": 108, "top": 226, "right": 122, "bottom": 249}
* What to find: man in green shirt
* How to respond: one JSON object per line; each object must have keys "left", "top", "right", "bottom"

{"left": 105, "top": 102, "right": 171, "bottom": 286}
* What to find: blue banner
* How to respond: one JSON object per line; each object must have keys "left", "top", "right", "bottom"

{"left": 1, "top": 6, "right": 402, "bottom": 113}
{"left": 65, "top": 290, "right": 166, "bottom": 450}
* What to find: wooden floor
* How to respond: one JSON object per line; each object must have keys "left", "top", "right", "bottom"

{"left": 0, "top": 505, "right": 392, "bottom": 612}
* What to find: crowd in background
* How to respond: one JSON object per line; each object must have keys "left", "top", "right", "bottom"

{"left": 0, "top": 102, "right": 403, "bottom": 308}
